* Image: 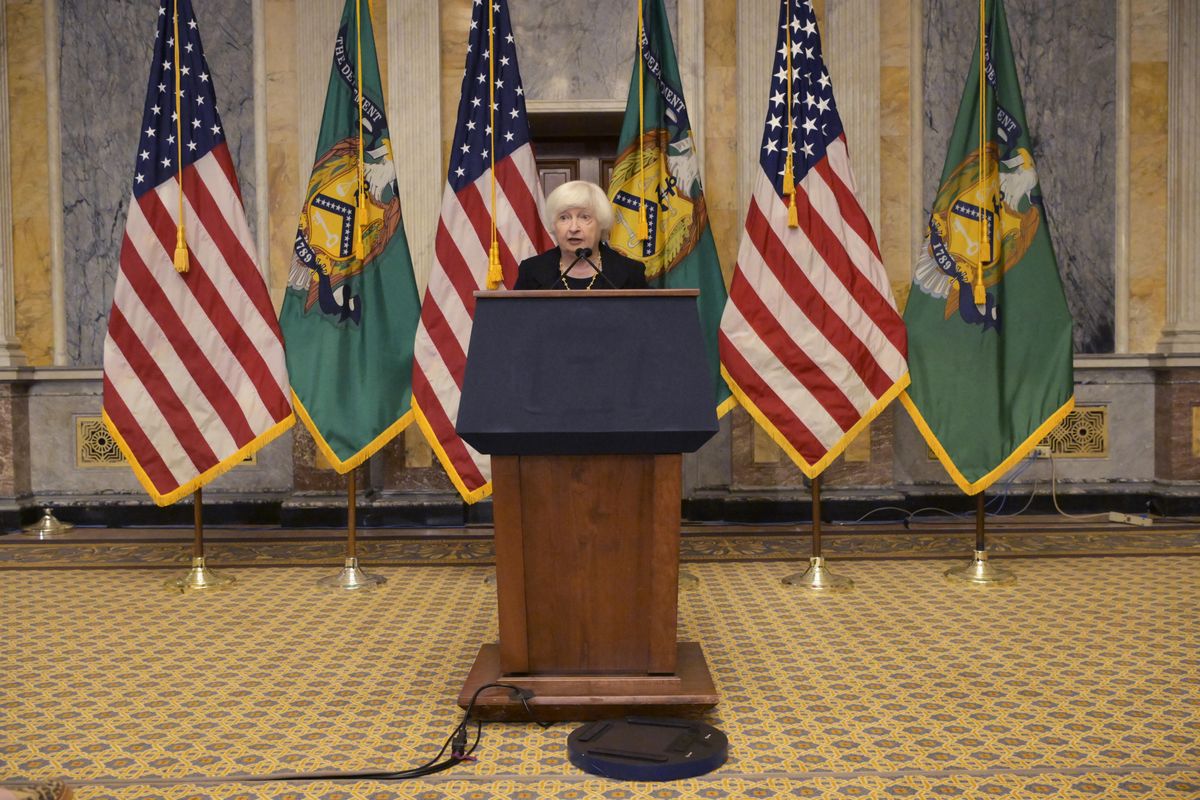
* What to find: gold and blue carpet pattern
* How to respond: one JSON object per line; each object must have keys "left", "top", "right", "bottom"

{"left": 2, "top": 530, "right": 1198, "bottom": 798}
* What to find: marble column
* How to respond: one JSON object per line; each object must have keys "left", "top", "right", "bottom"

{"left": 1114, "top": 0, "right": 1130, "bottom": 353}
{"left": 1158, "top": 0, "right": 1200, "bottom": 353}
{"left": 388, "top": 0, "right": 441, "bottom": 293}
{"left": 253, "top": 0, "right": 270, "bottom": 277}
{"left": 0, "top": 1, "right": 26, "bottom": 366}
{"left": 826, "top": 0, "right": 881, "bottom": 232}
{"left": 44, "top": 0, "right": 65, "bottom": 365}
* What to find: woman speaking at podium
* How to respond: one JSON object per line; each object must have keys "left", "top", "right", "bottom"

{"left": 515, "top": 180, "right": 648, "bottom": 290}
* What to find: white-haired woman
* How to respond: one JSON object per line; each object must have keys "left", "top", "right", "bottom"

{"left": 514, "top": 180, "right": 648, "bottom": 290}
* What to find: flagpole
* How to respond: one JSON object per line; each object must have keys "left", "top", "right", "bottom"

{"left": 166, "top": 487, "right": 234, "bottom": 591}
{"left": 782, "top": 475, "right": 852, "bottom": 591}
{"left": 318, "top": 467, "right": 386, "bottom": 590}
{"left": 944, "top": 491, "right": 1015, "bottom": 584}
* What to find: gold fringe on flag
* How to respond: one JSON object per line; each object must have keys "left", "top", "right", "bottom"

{"left": 172, "top": 0, "right": 189, "bottom": 272}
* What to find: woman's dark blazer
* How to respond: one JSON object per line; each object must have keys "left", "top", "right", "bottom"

{"left": 514, "top": 243, "right": 648, "bottom": 290}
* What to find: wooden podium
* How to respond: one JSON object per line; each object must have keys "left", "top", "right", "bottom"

{"left": 455, "top": 290, "right": 720, "bottom": 720}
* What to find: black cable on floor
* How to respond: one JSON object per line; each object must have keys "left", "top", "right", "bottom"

{"left": 242, "top": 682, "right": 550, "bottom": 782}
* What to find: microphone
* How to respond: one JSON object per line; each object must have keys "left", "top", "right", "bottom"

{"left": 574, "top": 247, "right": 618, "bottom": 289}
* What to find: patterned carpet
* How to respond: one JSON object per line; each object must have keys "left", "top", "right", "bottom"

{"left": 2, "top": 543, "right": 1198, "bottom": 798}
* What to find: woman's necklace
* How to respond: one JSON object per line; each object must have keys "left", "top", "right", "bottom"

{"left": 560, "top": 251, "right": 603, "bottom": 290}
{"left": 562, "top": 272, "right": 599, "bottom": 291}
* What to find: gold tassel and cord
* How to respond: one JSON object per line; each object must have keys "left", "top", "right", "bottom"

{"left": 484, "top": 0, "right": 503, "bottom": 288}
{"left": 172, "top": 0, "right": 189, "bottom": 272}
{"left": 783, "top": 2, "right": 798, "bottom": 229}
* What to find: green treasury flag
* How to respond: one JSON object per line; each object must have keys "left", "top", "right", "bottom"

{"left": 278, "top": 0, "right": 420, "bottom": 473}
{"left": 608, "top": 0, "right": 733, "bottom": 414}
{"left": 901, "top": 0, "right": 1073, "bottom": 495}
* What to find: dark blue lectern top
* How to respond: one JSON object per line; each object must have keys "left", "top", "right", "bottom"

{"left": 456, "top": 290, "right": 719, "bottom": 455}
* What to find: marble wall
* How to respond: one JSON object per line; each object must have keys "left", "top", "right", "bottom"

{"left": 0, "top": 382, "right": 31, "bottom": 509}
{"left": 22, "top": 377, "right": 294, "bottom": 501}
{"left": 58, "top": 0, "right": 257, "bottom": 367}
{"left": 923, "top": 0, "right": 1117, "bottom": 354}
{"left": 507, "top": 0, "right": 677, "bottom": 105}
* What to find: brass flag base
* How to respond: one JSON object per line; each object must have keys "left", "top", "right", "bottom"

{"left": 22, "top": 507, "right": 75, "bottom": 539}
{"left": 316, "top": 557, "right": 386, "bottom": 590}
{"left": 166, "top": 556, "right": 235, "bottom": 592}
{"left": 679, "top": 571, "right": 700, "bottom": 591}
{"left": 944, "top": 549, "right": 1016, "bottom": 584}
{"left": 781, "top": 556, "right": 853, "bottom": 591}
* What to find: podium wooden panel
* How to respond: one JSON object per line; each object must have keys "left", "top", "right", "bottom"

{"left": 456, "top": 290, "right": 719, "bottom": 720}
{"left": 496, "top": 453, "right": 680, "bottom": 675}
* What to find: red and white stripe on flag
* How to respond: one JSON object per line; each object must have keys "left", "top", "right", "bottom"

{"left": 718, "top": 0, "right": 907, "bottom": 478}
{"left": 411, "top": 145, "right": 552, "bottom": 503}
{"left": 410, "top": 0, "right": 552, "bottom": 503}
{"left": 104, "top": 145, "right": 294, "bottom": 506}
{"left": 103, "top": 1, "right": 291, "bottom": 506}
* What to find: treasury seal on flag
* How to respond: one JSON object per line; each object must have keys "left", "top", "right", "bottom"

{"left": 288, "top": 136, "right": 402, "bottom": 325}
{"left": 914, "top": 141, "right": 1042, "bottom": 330}
{"left": 609, "top": 129, "right": 708, "bottom": 281}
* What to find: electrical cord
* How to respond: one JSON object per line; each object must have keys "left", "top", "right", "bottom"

{"left": 826, "top": 452, "right": 1041, "bottom": 526}
{"left": 1047, "top": 451, "right": 1110, "bottom": 520}
{"left": 246, "top": 681, "right": 549, "bottom": 782}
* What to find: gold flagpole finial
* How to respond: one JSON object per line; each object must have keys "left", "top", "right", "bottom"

{"left": 172, "top": 0, "right": 189, "bottom": 272}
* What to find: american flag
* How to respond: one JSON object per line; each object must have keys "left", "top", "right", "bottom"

{"left": 718, "top": 0, "right": 908, "bottom": 477}
{"left": 411, "top": 0, "right": 553, "bottom": 503}
{"left": 102, "top": 0, "right": 293, "bottom": 506}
